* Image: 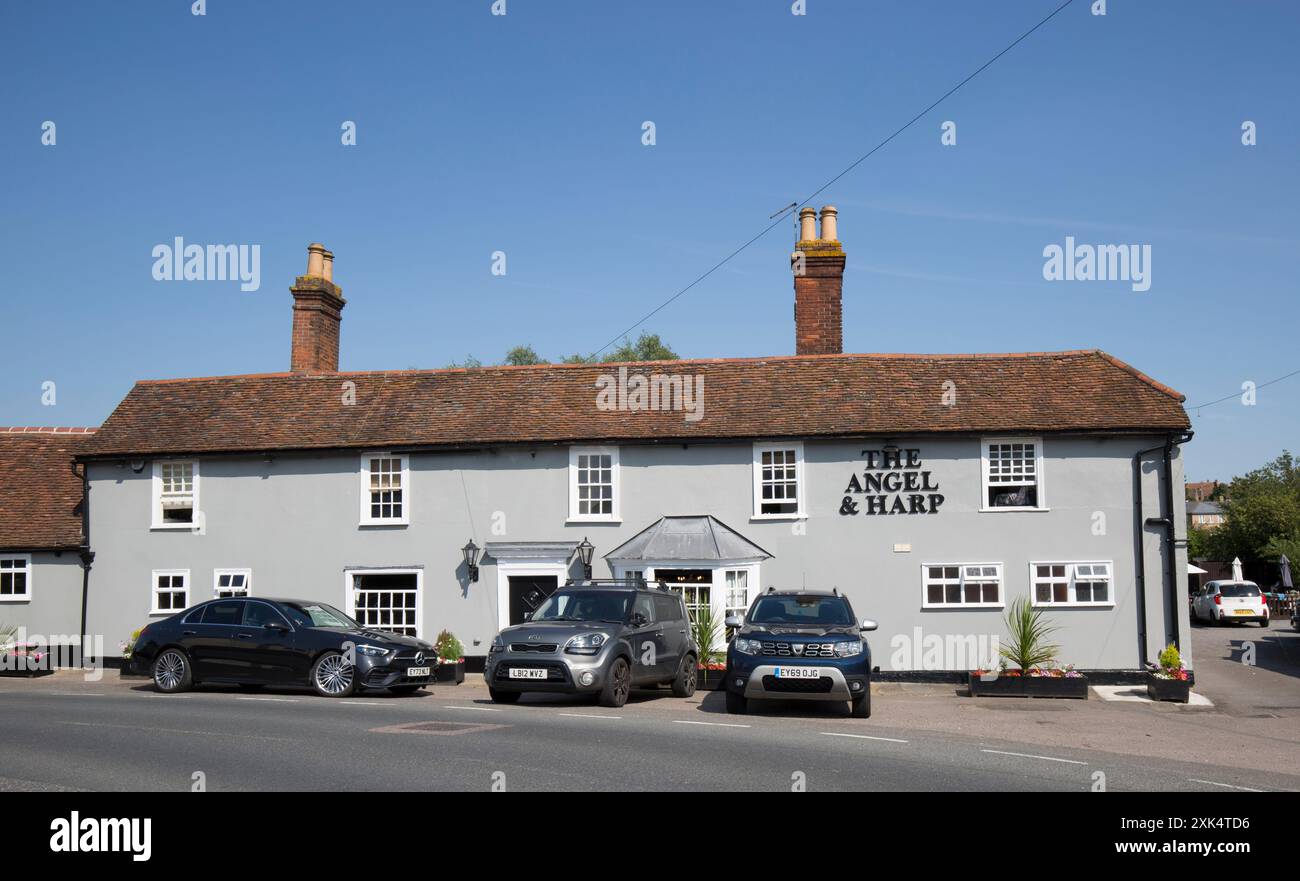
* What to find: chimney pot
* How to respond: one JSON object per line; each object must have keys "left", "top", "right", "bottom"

{"left": 798, "top": 206, "right": 817, "bottom": 242}
{"left": 819, "top": 205, "right": 838, "bottom": 242}
{"left": 306, "top": 243, "right": 327, "bottom": 278}
{"left": 321, "top": 249, "right": 334, "bottom": 282}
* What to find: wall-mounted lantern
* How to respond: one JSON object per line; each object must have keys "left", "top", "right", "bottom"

{"left": 462, "top": 539, "right": 481, "bottom": 583}
{"left": 577, "top": 537, "right": 595, "bottom": 580}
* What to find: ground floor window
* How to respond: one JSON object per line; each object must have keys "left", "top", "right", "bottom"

{"left": 655, "top": 569, "right": 713, "bottom": 623}
{"left": 0, "top": 556, "right": 31, "bottom": 601}
{"left": 922, "top": 563, "right": 1002, "bottom": 608}
{"left": 152, "top": 570, "right": 189, "bottom": 614}
{"left": 348, "top": 571, "right": 421, "bottom": 637}
{"left": 214, "top": 569, "right": 251, "bottom": 598}
{"left": 1031, "top": 561, "right": 1112, "bottom": 607}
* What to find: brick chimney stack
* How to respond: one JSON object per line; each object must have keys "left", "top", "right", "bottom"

{"left": 290, "top": 243, "right": 346, "bottom": 374}
{"left": 792, "top": 206, "right": 845, "bottom": 356}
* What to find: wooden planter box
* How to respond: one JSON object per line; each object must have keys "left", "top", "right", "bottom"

{"left": 968, "top": 673, "right": 1088, "bottom": 699}
{"left": 1145, "top": 673, "right": 1190, "bottom": 703}
{"left": 435, "top": 659, "right": 465, "bottom": 685}
{"left": 0, "top": 652, "right": 53, "bottom": 677}
{"left": 697, "top": 668, "right": 728, "bottom": 692}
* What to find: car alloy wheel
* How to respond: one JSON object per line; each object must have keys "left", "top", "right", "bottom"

{"left": 600, "top": 658, "right": 630, "bottom": 708}
{"left": 314, "top": 653, "right": 355, "bottom": 696}
{"left": 154, "top": 650, "right": 188, "bottom": 692}
{"left": 673, "top": 654, "right": 697, "bottom": 697}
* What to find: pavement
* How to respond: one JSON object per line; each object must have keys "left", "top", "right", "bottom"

{"left": 2, "top": 621, "right": 1297, "bottom": 791}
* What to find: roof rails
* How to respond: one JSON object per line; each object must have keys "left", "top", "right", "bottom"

{"left": 562, "top": 575, "right": 672, "bottom": 592}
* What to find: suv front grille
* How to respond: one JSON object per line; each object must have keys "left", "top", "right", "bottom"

{"left": 762, "top": 675, "right": 834, "bottom": 693}
{"left": 760, "top": 641, "right": 836, "bottom": 658}
{"left": 509, "top": 643, "right": 558, "bottom": 653}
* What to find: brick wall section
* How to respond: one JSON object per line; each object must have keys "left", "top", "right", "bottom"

{"left": 290, "top": 276, "right": 346, "bottom": 374}
{"left": 793, "top": 242, "right": 845, "bottom": 356}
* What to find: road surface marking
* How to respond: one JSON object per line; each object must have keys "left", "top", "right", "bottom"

{"left": 51, "top": 691, "right": 104, "bottom": 696}
{"left": 1188, "top": 778, "right": 1264, "bottom": 792}
{"left": 443, "top": 704, "right": 502, "bottom": 712}
{"left": 558, "top": 713, "right": 622, "bottom": 720}
{"left": 821, "top": 732, "right": 908, "bottom": 743}
{"left": 59, "top": 720, "right": 294, "bottom": 742}
{"left": 336, "top": 701, "right": 387, "bottom": 706}
{"left": 237, "top": 696, "right": 299, "bottom": 703}
{"left": 980, "top": 748, "right": 1086, "bottom": 765}
{"left": 672, "top": 720, "right": 750, "bottom": 728}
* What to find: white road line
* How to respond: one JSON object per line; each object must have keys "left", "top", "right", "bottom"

{"left": 51, "top": 691, "right": 105, "bottom": 696}
{"left": 821, "top": 732, "right": 908, "bottom": 743}
{"left": 1188, "top": 778, "right": 1264, "bottom": 792}
{"left": 237, "top": 696, "right": 299, "bottom": 703}
{"left": 672, "top": 720, "right": 751, "bottom": 728}
{"left": 336, "top": 701, "right": 387, "bottom": 706}
{"left": 980, "top": 748, "right": 1087, "bottom": 765}
{"left": 558, "top": 713, "right": 623, "bottom": 720}
{"left": 443, "top": 704, "right": 502, "bottom": 712}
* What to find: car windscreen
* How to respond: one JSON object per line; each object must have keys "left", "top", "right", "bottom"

{"left": 531, "top": 591, "right": 633, "bottom": 623}
{"left": 748, "top": 596, "right": 853, "bottom": 626}
{"left": 282, "top": 602, "right": 357, "bottom": 629}
{"left": 1219, "top": 584, "right": 1261, "bottom": 597}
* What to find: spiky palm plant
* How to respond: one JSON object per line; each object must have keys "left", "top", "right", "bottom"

{"left": 690, "top": 604, "right": 724, "bottom": 669}
{"left": 998, "top": 597, "right": 1060, "bottom": 674}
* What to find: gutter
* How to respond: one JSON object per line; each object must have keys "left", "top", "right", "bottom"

{"left": 1132, "top": 430, "right": 1194, "bottom": 664}
{"left": 69, "top": 460, "right": 95, "bottom": 660}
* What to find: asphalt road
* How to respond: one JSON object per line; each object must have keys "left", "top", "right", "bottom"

{"left": 1, "top": 673, "right": 1295, "bottom": 792}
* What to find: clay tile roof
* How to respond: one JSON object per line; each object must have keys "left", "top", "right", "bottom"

{"left": 78, "top": 349, "right": 1188, "bottom": 459}
{"left": 0, "top": 428, "right": 96, "bottom": 550}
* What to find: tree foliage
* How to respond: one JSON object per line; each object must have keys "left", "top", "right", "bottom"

{"left": 1196, "top": 451, "right": 1300, "bottom": 570}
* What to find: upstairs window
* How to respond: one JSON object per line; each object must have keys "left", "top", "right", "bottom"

{"left": 152, "top": 460, "right": 199, "bottom": 528}
{"left": 753, "top": 442, "right": 805, "bottom": 518}
{"left": 1032, "top": 561, "right": 1112, "bottom": 607}
{"left": 360, "top": 453, "right": 409, "bottom": 526}
{"left": 569, "top": 447, "right": 619, "bottom": 521}
{"left": 152, "top": 570, "right": 189, "bottom": 614}
{"left": 982, "top": 438, "right": 1044, "bottom": 510}
{"left": 0, "top": 556, "right": 31, "bottom": 602}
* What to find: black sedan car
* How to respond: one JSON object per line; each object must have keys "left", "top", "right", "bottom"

{"left": 130, "top": 597, "right": 436, "bottom": 697}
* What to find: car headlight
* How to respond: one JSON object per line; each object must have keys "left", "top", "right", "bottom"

{"left": 834, "top": 640, "right": 863, "bottom": 658}
{"left": 356, "top": 644, "right": 392, "bottom": 658}
{"left": 734, "top": 638, "right": 763, "bottom": 655}
{"left": 564, "top": 632, "right": 608, "bottom": 655}
{"left": 489, "top": 635, "right": 504, "bottom": 654}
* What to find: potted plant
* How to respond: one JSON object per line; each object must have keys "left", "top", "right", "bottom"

{"left": 119, "top": 628, "right": 149, "bottom": 678}
{"left": 1145, "top": 643, "right": 1190, "bottom": 703}
{"left": 969, "top": 598, "right": 1088, "bottom": 699}
{"left": 691, "top": 606, "right": 726, "bottom": 690}
{"left": 433, "top": 630, "right": 465, "bottom": 685}
{"left": 0, "top": 623, "right": 52, "bottom": 677}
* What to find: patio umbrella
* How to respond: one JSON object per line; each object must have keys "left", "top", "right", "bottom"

{"left": 1280, "top": 555, "right": 1293, "bottom": 590}
{"left": 1232, "top": 557, "right": 1244, "bottom": 582}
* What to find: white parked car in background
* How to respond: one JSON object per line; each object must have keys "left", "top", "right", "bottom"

{"left": 1192, "top": 580, "right": 1269, "bottom": 627}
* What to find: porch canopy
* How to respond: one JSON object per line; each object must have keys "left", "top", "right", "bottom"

{"left": 604, "top": 516, "right": 772, "bottom": 565}
{"left": 483, "top": 541, "right": 578, "bottom": 562}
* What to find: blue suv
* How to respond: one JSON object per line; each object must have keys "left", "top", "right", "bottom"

{"left": 724, "top": 589, "right": 877, "bottom": 718}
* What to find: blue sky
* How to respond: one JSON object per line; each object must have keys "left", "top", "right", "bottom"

{"left": 1, "top": 0, "right": 1296, "bottom": 482}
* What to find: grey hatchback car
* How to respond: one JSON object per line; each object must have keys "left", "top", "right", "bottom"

{"left": 485, "top": 579, "right": 699, "bottom": 707}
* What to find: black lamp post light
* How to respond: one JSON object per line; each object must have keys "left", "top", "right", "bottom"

{"left": 462, "top": 539, "right": 481, "bottom": 583}
{"left": 577, "top": 537, "right": 595, "bottom": 580}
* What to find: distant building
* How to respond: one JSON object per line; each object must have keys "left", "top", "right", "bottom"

{"left": 1188, "top": 500, "right": 1226, "bottom": 529}
{"left": 1186, "top": 480, "right": 1222, "bottom": 502}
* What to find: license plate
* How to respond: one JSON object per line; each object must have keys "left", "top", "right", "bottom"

{"left": 509, "top": 668, "right": 547, "bottom": 680}
{"left": 1233, "top": 609, "right": 1253, "bottom": 616}
{"left": 406, "top": 666, "right": 431, "bottom": 677}
{"left": 774, "top": 667, "right": 821, "bottom": 679}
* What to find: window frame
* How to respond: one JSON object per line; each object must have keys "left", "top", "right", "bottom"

{"left": 920, "top": 562, "right": 1005, "bottom": 609}
{"left": 567, "top": 446, "right": 621, "bottom": 523}
{"left": 151, "top": 569, "right": 190, "bottom": 615}
{"left": 343, "top": 567, "right": 424, "bottom": 639}
{"left": 980, "top": 436, "right": 1047, "bottom": 512}
{"left": 1029, "top": 560, "right": 1115, "bottom": 608}
{"left": 0, "top": 554, "right": 33, "bottom": 603}
{"left": 213, "top": 568, "right": 252, "bottom": 598}
{"left": 358, "top": 452, "right": 410, "bottom": 527}
{"left": 151, "top": 460, "right": 201, "bottom": 530}
{"left": 752, "top": 441, "right": 806, "bottom": 520}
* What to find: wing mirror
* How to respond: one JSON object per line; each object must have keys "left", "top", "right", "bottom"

{"left": 723, "top": 615, "right": 743, "bottom": 629}
{"left": 263, "top": 621, "right": 288, "bottom": 633}
{"left": 860, "top": 619, "right": 878, "bottom": 632}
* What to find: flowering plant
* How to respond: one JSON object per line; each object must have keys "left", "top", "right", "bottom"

{"left": 1147, "top": 643, "right": 1189, "bottom": 681}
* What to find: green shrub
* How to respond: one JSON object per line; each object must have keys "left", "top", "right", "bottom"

{"left": 434, "top": 630, "right": 464, "bottom": 662}
{"left": 1157, "top": 643, "right": 1182, "bottom": 672}
{"left": 998, "top": 597, "right": 1060, "bottom": 673}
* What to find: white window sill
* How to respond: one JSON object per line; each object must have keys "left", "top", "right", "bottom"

{"left": 0, "top": 597, "right": 32, "bottom": 604}
{"left": 1032, "top": 602, "right": 1115, "bottom": 609}
{"left": 148, "top": 610, "right": 180, "bottom": 616}
{"left": 750, "top": 513, "right": 806, "bottom": 522}
{"left": 359, "top": 520, "right": 410, "bottom": 528}
{"left": 922, "top": 604, "right": 1005, "bottom": 611}
{"left": 978, "top": 507, "right": 1050, "bottom": 513}
{"left": 151, "top": 523, "right": 201, "bottom": 531}
{"left": 566, "top": 517, "right": 622, "bottom": 525}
